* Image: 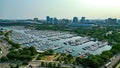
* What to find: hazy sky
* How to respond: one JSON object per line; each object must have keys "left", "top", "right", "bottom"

{"left": 0, "top": 0, "right": 120, "bottom": 19}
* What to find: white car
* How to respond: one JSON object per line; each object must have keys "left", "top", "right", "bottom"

{"left": 0, "top": 51, "right": 2, "bottom": 54}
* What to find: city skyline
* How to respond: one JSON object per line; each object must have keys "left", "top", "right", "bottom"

{"left": 0, "top": 0, "right": 120, "bottom": 19}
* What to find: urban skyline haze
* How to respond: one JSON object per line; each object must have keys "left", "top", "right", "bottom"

{"left": 0, "top": 0, "right": 120, "bottom": 19}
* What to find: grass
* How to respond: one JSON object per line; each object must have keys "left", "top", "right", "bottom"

{"left": 40, "top": 55, "right": 56, "bottom": 61}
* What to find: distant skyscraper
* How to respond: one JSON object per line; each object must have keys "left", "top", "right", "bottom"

{"left": 81, "top": 17, "right": 86, "bottom": 23}
{"left": 53, "top": 17, "right": 58, "bottom": 24}
{"left": 50, "top": 18, "right": 53, "bottom": 23}
{"left": 118, "top": 20, "right": 120, "bottom": 23}
{"left": 86, "top": 19, "right": 89, "bottom": 23}
{"left": 34, "top": 18, "right": 39, "bottom": 22}
{"left": 73, "top": 17, "right": 78, "bottom": 23}
{"left": 106, "top": 18, "right": 117, "bottom": 24}
{"left": 46, "top": 16, "right": 51, "bottom": 23}
{"left": 60, "top": 19, "right": 69, "bottom": 24}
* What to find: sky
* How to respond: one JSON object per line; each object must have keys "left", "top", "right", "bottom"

{"left": 0, "top": 0, "right": 120, "bottom": 19}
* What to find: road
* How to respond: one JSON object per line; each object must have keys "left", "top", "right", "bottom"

{"left": 101, "top": 53, "right": 120, "bottom": 68}
{"left": 116, "top": 63, "right": 120, "bottom": 68}
{"left": 0, "top": 39, "right": 10, "bottom": 68}
{"left": 107, "top": 54, "right": 120, "bottom": 68}
{"left": 0, "top": 41, "right": 9, "bottom": 58}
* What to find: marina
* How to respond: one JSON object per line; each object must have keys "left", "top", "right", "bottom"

{"left": 0, "top": 26, "right": 111, "bottom": 57}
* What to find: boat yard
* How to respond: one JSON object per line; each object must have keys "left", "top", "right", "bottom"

{"left": 0, "top": 26, "right": 111, "bottom": 57}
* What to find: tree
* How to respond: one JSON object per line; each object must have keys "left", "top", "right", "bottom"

{"left": 28, "top": 46, "right": 37, "bottom": 55}
{"left": 1, "top": 56, "right": 8, "bottom": 62}
{"left": 73, "top": 66, "right": 76, "bottom": 68}
{"left": 48, "top": 62, "right": 52, "bottom": 67}
{"left": 53, "top": 63, "right": 56, "bottom": 67}
{"left": 57, "top": 63, "right": 61, "bottom": 68}
{"left": 41, "top": 62, "right": 45, "bottom": 66}
{"left": 102, "top": 51, "right": 113, "bottom": 58}
{"left": 23, "top": 60, "right": 29, "bottom": 65}
{"left": 44, "top": 49, "right": 54, "bottom": 55}
{"left": 0, "top": 48, "right": 1, "bottom": 51}
{"left": 15, "top": 64, "right": 19, "bottom": 68}
{"left": 10, "top": 65, "right": 14, "bottom": 68}
{"left": 67, "top": 54, "right": 73, "bottom": 59}
{"left": 76, "top": 57, "right": 82, "bottom": 64}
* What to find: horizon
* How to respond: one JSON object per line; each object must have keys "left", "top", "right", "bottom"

{"left": 0, "top": 17, "right": 119, "bottom": 20}
{"left": 0, "top": 0, "right": 120, "bottom": 19}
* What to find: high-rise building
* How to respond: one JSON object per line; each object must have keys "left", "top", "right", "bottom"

{"left": 105, "top": 18, "right": 117, "bottom": 24}
{"left": 118, "top": 20, "right": 120, "bottom": 23}
{"left": 53, "top": 17, "right": 58, "bottom": 24}
{"left": 46, "top": 16, "right": 51, "bottom": 23}
{"left": 34, "top": 18, "right": 39, "bottom": 22}
{"left": 81, "top": 17, "right": 86, "bottom": 23}
{"left": 60, "top": 19, "right": 70, "bottom": 24}
{"left": 50, "top": 18, "right": 53, "bottom": 23}
{"left": 73, "top": 17, "right": 78, "bottom": 23}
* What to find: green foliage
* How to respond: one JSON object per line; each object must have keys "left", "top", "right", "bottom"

{"left": 15, "top": 64, "right": 19, "bottom": 68}
{"left": 0, "top": 46, "right": 37, "bottom": 65}
{"left": 44, "top": 49, "right": 54, "bottom": 55}
{"left": 57, "top": 63, "right": 61, "bottom": 68}
{"left": 10, "top": 65, "right": 14, "bottom": 68}
{"left": 37, "top": 54, "right": 44, "bottom": 60}
{"left": 56, "top": 54, "right": 74, "bottom": 64}
{"left": 106, "top": 32, "right": 120, "bottom": 43}
{"left": 41, "top": 62, "right": 45, "bottom": 66}
{"left": 73, "top": 66, "right": 76, "bottom": 68}
{"left": 2, "top": 24, "right": 120, "bottom": 68}
{"left": 76, "top": 57, "right": 83, "bottom": 64}
{"left": 48, "top": 62, "right": 52, "bottom": 67}
{"left": 75, "top": 46, "right": 119, "bottom": 68}
{"left": 0, "top": 56, "right": 9, "bottom": 62}
{"left": 74, "top": 27, "right": 108, "bottom": 41}
{"left": 10, "top": 64, "right": 20, "bottom": 68}
{"left": 74, "top": 26, "right": 120, "bottom": 67}
{"left": 23, "top": 46, "right": 37, "bottom": 55}
{"left": 37, "top": 49, "right": 54, "bottom": 60}
{"left": 6, "top": 46, "right": 37, "bottom": 62}
{"left": 35, "top": 24, "right": 67, "bottom": 31}
{"left": 111, "top": 44, "right": 120, "bottom": 54}
{"left": 23, "top": 60, "right": 29, "bottom": 65}
{"left": 0, "top": 48, "right": 1, "bottom": 51}
{"left": 4, "top": 31, "right": 21, "bottom": 49}
{"left": 0, "top": 31, "right": 4, "bottom": 35}
{"left": 53, "top": 63, "right": 56, "bottom": 67}
{"left": 8, "top": 41, "right": 21, "bottom": 49}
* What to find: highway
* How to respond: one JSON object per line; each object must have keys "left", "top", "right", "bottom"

{"left": 108, "top": 54, "right": 120, "bottom": 68}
